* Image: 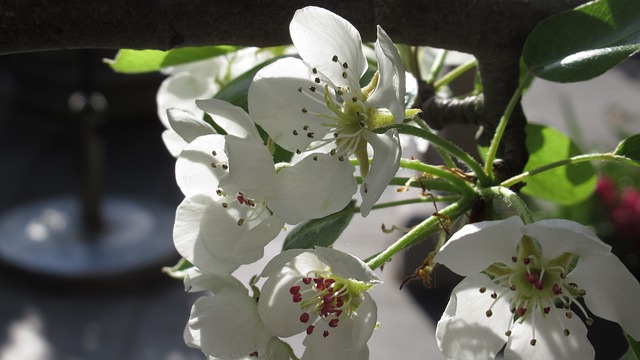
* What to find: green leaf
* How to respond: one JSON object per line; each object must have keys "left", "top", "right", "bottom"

{"left": 614, "top": 133, "right": 640, "bottom": 161}
{"left": 282, "top": 201, "right": 356, "bottom": 251}
{"left": 521, "top": 124, "right": 597, "bottom": 204}
{"left": 106, "top": 46, "right": 241, "bottom": 74}
{"left": 523, "top": 0, "right": 640, "bottom": 82}
{"left": 621, "top": 334, "right": 640, "bottom": 360}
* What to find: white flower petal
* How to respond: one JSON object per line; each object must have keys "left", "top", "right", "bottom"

{"left": 196, "top": 99, "right": 262, "bottom": 141}
{"left": 523, "top": 219, "right": 611, "bottom": 257}
{"left": 248, "top": 57, "right": 333, "bottom": 153}
{"left": 301, "top": 293, "right": 376, "bottom": 358}
{"left": 173, "top": 196, "right": 239, "bottom": 274}
{"left": 314, "top": 246, "right": 380, "bottom": 284}
{"left": 359, "top": 130, "right": 402, "bottom": 217}
{"left": 157, "top": 71, "right": 214, "bottom": 128}
{"left": 188, "top": 289, "right": 271, "bottom": 359}
{"left": 436, "top": 274, "right": 512, "bottom": 359}
{"left": 223, "top": 135, "right": 277, "bottom": 200}
{"left": 435, "top": 216, "right": 524, "bottom": 276}
{"left": 175, "top": 134, "right": 228, "bottom": 197}
{"left": 269, "top": 153, "right": 357, "bottom": 224}
{"left": 258, "top": 273, "right": 310, "bottom": 337}
{"left": 161, "top": 129, "right": 187, "bottom": 158}
{"left": 184, "top": 268, "right": 248, "bottom": 295}
{"left": 504, "top": 308, "right": 593, "bottom": 360}
{"left": 259, "top": 249, "right": 312, "bottom": 278}
{"left": 567, "top": 253, "right": 640, "bottom": 340}
{"left": 167, "top": 107, "right": 216, "bottom": 144}
{"left": 366, "top": 26, "right": 405, "bottom": 124}
{"left": 174, "top": 195, "right": 281, "bottom": 272}
{"left": 290, "top": 6, "right": 367, "bottom": 86}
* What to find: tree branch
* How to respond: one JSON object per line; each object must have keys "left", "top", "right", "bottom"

{"left": 0, "top": 0, "right": 588, "bottom": 55}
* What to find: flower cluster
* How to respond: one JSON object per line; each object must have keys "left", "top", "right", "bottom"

{"left": 160, "top": 6, "right": 405, "bottom": 359}
{"left": 151, "top": 4, "right": 640, "bottom": 360}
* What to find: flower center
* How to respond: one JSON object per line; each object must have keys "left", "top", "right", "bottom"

{"left": 482, "top": 236, "right": 593, "bottom": 346}
{"left": 293, "top": 55, "right": 393, "bottom": 177}
{"left": 288, "top": 270, "right": 367, "bottom": 338}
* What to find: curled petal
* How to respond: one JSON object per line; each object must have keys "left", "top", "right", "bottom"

{"left": 359, "top": 130, "right": 402, "bottom": 217}
{"left": 166, "top": 107, "right": 216, "bottom": 144}
{"left": 249, "top": 57, "right": 333, "bottom": 153}
{"left": 269, "top": 153, "right": 357, "bottom": 224}
{"left": 568, "top": 253, "right": 640, "bottom": 340}
{"left": 196, "top": 99, "right": 262, "bottom": 141}
{"left": 290, "top": 6, "right": 367, "bottom": 86}
{"left": 161, "top": 129, "right": 187, "bottom": 158}
{"left": 436, "top": 274, "right": 512, "bottom": 359}
{"left": 367, "top": 25, "right": 405, "bottom": 124}
{"left": 187, "top": 289, "right": 272, "bottom": 359}
{"left": 435, "top": 216, "right": 524, "bottom": 276}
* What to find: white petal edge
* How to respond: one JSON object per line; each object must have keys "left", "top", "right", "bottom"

{"left": 359, "top": 130, "right": 402, "bottom": 217}
{"left": 290, "top": 6, "right": 367, "bottom": 87}
{"left": 567, "top": 253, "right": 640, "bottom": 340}
{"left": 196, "top": 99, "right": 262, "bottom": 141}
{"left": 436, "top": 274, "right": 512, "bottom": 359}
{"left": 314, "top": 246, "right": 381, "bottom": 284}
{"left": 366, "top": 25, "right": 406, "bottom": 124}
{"left": 523, "top": 219, "right": 611, "bottom": 258}
{"left": 188, "top": 289, "right": 272, "bottom": 358}
{"left": 175, "top": 134, "right": 228, "bottom": 197}
{"left": 269, "top": 153, "right": 357, "bottom": 224}
{"left": 156, "top": 71, "right": 213, "bottom": 128}
{"left": 435, "top": 216, "right": 524, "bottom": 276}
{"left": 167, "top": 107, "right": 216, "bottom": 144}
{"left": 223, "top": 134, "right": 277, "bottom": 200}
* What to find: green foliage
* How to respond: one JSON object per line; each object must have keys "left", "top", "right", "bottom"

{"left": 523, "top": 0, "right": 640, "bottom": 82}
{"left": 614, "top": 134, "right": 640, "bottom": 161}
{"left": 106, "top": 46, "right": 241, "bottom": 73}
{"left": 521, "top": 124, "right": 597, "bottom": 204}
{"left": 282, "top": 201, "right": 356, "bottom": 251}
{"left": 621, "top": 334, "right": 640, "bottom": 360}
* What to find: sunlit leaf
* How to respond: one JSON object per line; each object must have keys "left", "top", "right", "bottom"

{"left": 521, "top": 124, "right": 597, "bottom": 204}
{"left": 106, "top": 46, "right": 240, "bottom": 73}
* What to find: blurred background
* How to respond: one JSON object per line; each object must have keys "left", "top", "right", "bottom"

{"left": 0, "top": 49, "right": 637, "bottom": 360}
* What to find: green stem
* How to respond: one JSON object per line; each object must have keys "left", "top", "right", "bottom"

{"left": 483, "top": 72, "right": 533, "bottom": 180}
{"left": 480, "top": 186, "right": 534, "bottom": 224}
{"left": 355, "top": 195, "right": 462, "bottom": 213}
{"left": 433, "top": 58, "right": 477, "bottom": 90}
{"left": 369, "top": 176, "right": 463, "bottom": 194}
{"left": 366, "top": 195, "right": 476, "bottom": 270}
{"left": 412, "top": 116, "right": 457, "bottom": 169}
{"left": 391, "top": 125, "right": 491, "bottom": 185}
{"left": 426, "top": 49, "right": 448, "bottom": 85}
{"left": 500, "top": 153, "right": 640, "bottom": 188}
{"left": 399, "top": 158, "right": 476, "bottom": 196}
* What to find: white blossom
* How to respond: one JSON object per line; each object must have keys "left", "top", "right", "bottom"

{"left": 434, "top": 216, "right": 640, "bottom": 360}
{"left": 248, "top": 6, "right": 406, "bottom": 216}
